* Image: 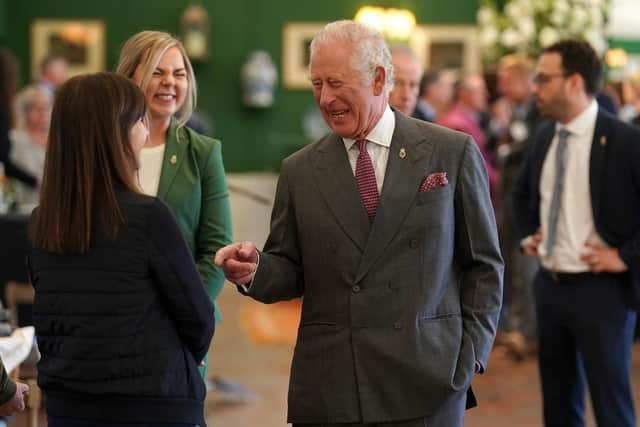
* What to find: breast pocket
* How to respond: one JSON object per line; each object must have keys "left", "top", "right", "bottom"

{"left": 415, "top": 185, "right": 452, "bottom": 206}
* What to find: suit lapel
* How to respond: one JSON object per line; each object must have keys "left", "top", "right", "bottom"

{"left": 533, "top": 124, "right": 555, "bottom": 195}
{"left": 157, "top": 119, "right": 189, "bottom": 199}
{"left": 312, "top": 133, "right": 370, "bottom": 252}
{"left": 355, "top": 113, "right": 433, "bottom": 283}
{"left": 589, "top": 111, "right": 609, "bottom": 221}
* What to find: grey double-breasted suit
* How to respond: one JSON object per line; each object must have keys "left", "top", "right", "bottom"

{"left": 248, "top": 111, "right": 503, "bottom": 424}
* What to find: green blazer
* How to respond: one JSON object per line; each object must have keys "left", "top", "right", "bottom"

{"left": 157, "top": 118, "right": 232, "bottom": 323}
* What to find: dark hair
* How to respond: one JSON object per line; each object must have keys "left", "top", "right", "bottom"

{"left": 543, "top": 39, "right": 602, "bottom": 96}
{"left": 0, "top": 48, "right": 20, "bottom": 125}
{"left": 32, "top": 72, "right": 146, "bottom": 254}
{"left": 418, "top": 69, "right": 442, "bottom": 98}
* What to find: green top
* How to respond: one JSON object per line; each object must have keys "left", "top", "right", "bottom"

{"left": 156, "top": 118, "right": 233, "bottom": 324}
{"left": 0, "top": 358, "right": 16, "bottom": 406}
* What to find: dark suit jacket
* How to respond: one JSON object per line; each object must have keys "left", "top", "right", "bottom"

{"left": 513, "top": 110, "right": 640, "bottom": 300}
{"left": 248, "top": 112, "right": 503, "bottom": 424}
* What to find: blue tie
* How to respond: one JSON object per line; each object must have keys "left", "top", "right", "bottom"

{"left": 546, "top": 128, "right": 570, "bottom": 255}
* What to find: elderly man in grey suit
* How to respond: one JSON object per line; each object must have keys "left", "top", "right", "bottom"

{"left": 215, "top": 20, "right": 503, "bottom": 427}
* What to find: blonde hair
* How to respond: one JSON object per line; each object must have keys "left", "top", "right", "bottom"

{"left": 116, "top": 31, "right": 196, "bottom": 128}
{"left": 498, "top": 53, "right": 535, "bottom": 76}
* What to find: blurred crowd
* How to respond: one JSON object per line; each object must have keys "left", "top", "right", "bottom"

{"left": 386, "top": 43, "right": 640, "bottom": 361}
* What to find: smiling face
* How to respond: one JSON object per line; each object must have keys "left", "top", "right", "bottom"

{"left": 134, "top": 47, "right": 188, "bottom": 122}
{"left": 310, "top": 42, "right": 386, "bottom": 140}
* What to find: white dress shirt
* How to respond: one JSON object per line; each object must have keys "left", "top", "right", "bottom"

{"left": 342, "top": 105, "right": 396, "bottom": 194}
{"left": 538, "top": 100, "right": 607, "bottom": 272}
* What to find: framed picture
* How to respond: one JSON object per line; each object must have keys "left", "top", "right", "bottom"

{"left": 409, "top": 25, "right": 480, "bottom": 74}
{"left": 282, "top": 22, "right": 325, "bottom": 89}
{"left": 30, "top": 19, "right": 106, "bottom": 80}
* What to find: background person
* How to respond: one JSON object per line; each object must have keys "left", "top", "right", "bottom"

{"left": 10, "top": 84, "right": 52, "bottom": 206}
{"left": 387, "top": 44, "right": 422, "bottom": 115}
{"left": 514, "top": 39, "right": 640, "bottom": 427}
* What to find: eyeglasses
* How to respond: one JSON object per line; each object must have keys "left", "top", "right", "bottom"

{"left": 532, "top": 72, "right": 567, "bottom": 85}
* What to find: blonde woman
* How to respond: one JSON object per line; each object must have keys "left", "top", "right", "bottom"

{"left": 116, "top": 31, "right": 232, "bottom": 378}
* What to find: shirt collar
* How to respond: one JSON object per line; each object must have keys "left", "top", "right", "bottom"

{"left": 343, "top": 105, "right": 395, "bottom": 151}
{"left": 556, "top": 99, "right": 598, "bottom": 137}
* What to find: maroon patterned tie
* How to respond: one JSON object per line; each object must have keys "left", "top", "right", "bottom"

{"left": 355, "top": 139, "right": 379, "bottom": 222}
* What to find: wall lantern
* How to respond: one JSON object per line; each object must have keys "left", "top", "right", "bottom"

{"left": 354, "top": 6, "right": 416, "bottom": 42}
{"left": 180, "top": 3, "right": 210, "bottom": 61}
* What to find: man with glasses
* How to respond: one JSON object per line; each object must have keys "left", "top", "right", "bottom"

{"left": 514, "top": 39, "right": 640, "bottom": 427}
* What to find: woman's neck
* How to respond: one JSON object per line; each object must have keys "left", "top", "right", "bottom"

{"left": 146, "top": 116, "right": 171, "bottom": 147}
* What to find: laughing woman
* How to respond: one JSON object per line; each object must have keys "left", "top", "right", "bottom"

{"left": 116, "top": 31, "right": 232, "bottom": 377}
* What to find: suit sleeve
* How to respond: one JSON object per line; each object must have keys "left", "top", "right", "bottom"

{"left": 147, "top": 198, "right": 215, "bottom": 362}
{"left": 0, "top": 358, "right": 16, "bottom": 406}
{"left": 512, "top": 134, "right": 539, "bottom": 240}
{"left": 617, "top": 127, "right": 640, "bottom": 269}
{"left": 454, "top": 137, "right": 504, "bottom": 371}
{"left": 195, "top": 140, "right": 233, "bottom": 311}
{"left": 248, "top": 159, "right": 304, "bottom": 303}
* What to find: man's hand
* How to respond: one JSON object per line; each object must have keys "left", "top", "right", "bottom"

{"left": 522, "top": 228, "right": 542, "bottom": 257}
{"left": 214, "top": 242, "right": 259, "bottom": 286}
{"left": 580, "top": 243, "right": 628, "bottom": 273}
{"left": 0, "top": 382, "right": 29, "bottom": 416}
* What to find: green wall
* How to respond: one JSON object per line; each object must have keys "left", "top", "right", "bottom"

{"left": 2, "top": 0, "right": 479, "bottom": 171}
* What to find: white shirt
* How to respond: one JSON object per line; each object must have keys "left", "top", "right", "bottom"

{"left": 342, "top": 105, "right": 395, "bottom": 194}
{"left": 138, "top": 144, "right": 166, "bottom": 196}
{"left": 538, "top": 100, "right": 607, "bottom": 272}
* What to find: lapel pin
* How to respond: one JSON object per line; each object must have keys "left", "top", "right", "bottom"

{"left": 399, "top": 148, "right": 407, "bottom": 159}
{"left": 170, "top": 154, "right": 177, "bottom": 165}
{"left": 599, "top": 136, "right": 606, "bottom": 146}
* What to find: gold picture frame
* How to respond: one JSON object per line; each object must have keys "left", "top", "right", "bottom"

{"left": 30, "top": 19, "right": 106, "bottom": 80}
{"left": 282, "top": 22, "right": 325, "bottom": 89}
{"left": 409, "top": 25, "right": 480, "bottom": 74}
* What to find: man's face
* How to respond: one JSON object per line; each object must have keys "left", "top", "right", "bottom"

{"left": 498, "top": 66, "right": 532, "bottom": 103}
{"left": 461, "top": 75, "right": 488, "bottom": 112}
{"left": 310, "top": 42, "right": 386, "bottom": 140}
{"left": 533, "top": 52, "right": 570, "bottom": 120}
{"left": 45, "top": 59, "right": 69, "bottom": 88}
{"left": 388, "top": 53, "right": 421, "bottom": 115}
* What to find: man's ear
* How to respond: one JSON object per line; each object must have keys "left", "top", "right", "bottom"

{"left": 373, "top": 66, "right": 386, "bottom": 96}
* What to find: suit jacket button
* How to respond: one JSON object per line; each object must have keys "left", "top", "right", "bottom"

{"left": 352, "top": 285, "right": 361, "bottom": 293}
{"left": 409, "top": 239, "right": 419, "bottom": 248}
{"left": 393, "top": 321, "right": 402, "bottom": 330}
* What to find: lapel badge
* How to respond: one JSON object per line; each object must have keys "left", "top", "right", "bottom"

{"left": 170, "top": 154, "right": 177, "bottom": 165}
{"left": 599, "top": 136, "right": 606, "bottom": 146}
{"left": 399, "top": 148, "right": 407, "bottom": 159}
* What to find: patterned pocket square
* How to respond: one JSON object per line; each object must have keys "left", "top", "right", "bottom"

{"left": 419, "top": 172, "right": 448, "bottom": 192}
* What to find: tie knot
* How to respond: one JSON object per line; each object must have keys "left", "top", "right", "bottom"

{"left": 357, "top": 139, "right": 368, "bottom": 153}
{"left": 557, "top": 128, "right": 570, "bottom": 141}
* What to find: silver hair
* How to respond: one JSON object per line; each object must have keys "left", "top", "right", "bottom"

{"left": 309, "top": 20, "right": 394, "bottom": 98}
{"left": 13, "top": 84, "right": 53, "bottom": 130}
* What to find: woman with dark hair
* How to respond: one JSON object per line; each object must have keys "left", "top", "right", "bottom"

{"left": 29, "top": 72, "right": 214, "bottom": 427}
{"left": 0, "top": 48, "right": 37, "bottom": 189}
